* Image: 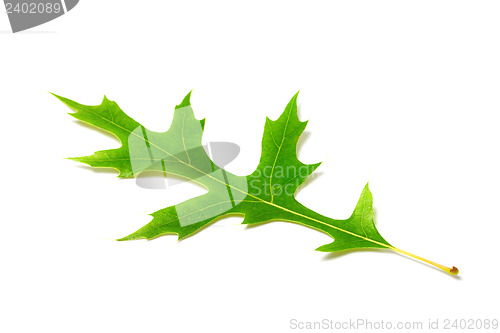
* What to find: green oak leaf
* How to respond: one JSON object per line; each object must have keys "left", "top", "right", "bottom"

{"left": 56, "top": 92, "right": 458, "bottom": 275}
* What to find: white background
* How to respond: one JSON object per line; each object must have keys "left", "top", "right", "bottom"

{"left": 1, "top": 1, "right": 499, "bottom": 332}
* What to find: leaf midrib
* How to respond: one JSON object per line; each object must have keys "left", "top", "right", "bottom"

{"left": 79, "top": 105, "right": 392, "bottom": 249}
{"left": 269, "top": 109, "right": 291, "bottom": 203}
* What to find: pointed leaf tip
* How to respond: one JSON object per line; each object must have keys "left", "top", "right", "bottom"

{"left": 276, "top": 92, "right": 300, "bottom": 122}
{"left": 359, "top": 182, "right": 372, "bottom": 197}
{"left": 102, "top": 95, "right": 114, "bottom": 104}
{"left": 176, "top": 90, "right": 193, "bottom": 109}
{"left": 51, "top": 92, "right": 68, "bottom": 103}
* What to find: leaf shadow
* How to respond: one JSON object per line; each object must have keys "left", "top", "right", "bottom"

{"left": 296, "top": 131, "right": 311, "bottom": 156}
{"left": 243, "top": 221, "right": 272, "bottom": 230}
{"left": 373, "top": 207, "right": 379, "bottom": 225}
{"left": 73, "top": 165, "right": 119, "bottom": 175}
{"left": 295, "top": 101, "right": 317, "bottom": 160}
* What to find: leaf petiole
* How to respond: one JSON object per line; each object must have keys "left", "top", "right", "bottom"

{"left": 391, "top": 247, "right": 459, "bottom": 275}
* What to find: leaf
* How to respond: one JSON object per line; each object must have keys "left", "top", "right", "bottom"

{"left": 56, "top": 92, "right": 459, "bottom": 275}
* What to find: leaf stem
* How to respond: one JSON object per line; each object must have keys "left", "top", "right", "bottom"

{"left": 391, "top": 247, "right": 459, "bottom": 275}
